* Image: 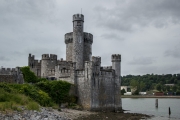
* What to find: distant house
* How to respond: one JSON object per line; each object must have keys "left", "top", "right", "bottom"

{"left": 121, "top": 86, "right": 136, "bottom": 95}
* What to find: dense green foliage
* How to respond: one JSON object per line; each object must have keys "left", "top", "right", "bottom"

{"left": 35, "top": 81, "right": 74, "bottom": 105}
{"left": 121, "top": 74, "right": 180, "bottom": 94}
{"left": 20, "top": 66, "right": 38, "bottom": 83}
{"left": 0, "top": 83, "right": 52, "bottom": 107}
{"left": 0, "top": 84, "right": 40, "bottom": 111}
{"left": 0, "top": 80, "right": 75, "bottom": 110}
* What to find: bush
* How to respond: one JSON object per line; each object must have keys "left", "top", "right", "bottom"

{"left": 35, "top": 80, "right": 73, "bottom": 105}
{"left": 18, "top": 84, "right": 53, "bottom": 106}
{"left": 0, "top": 83, "right": 53, "bottom": 107}
{"left": 20, "top": 66, "right": 38, "bottom": 83}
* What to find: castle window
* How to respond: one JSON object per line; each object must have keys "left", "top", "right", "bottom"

{"left": 77, "top": 21, "right": 81, "bottom": 26}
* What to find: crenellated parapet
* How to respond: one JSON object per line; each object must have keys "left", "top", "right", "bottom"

{"left": 0, "top": 67, "right": 24, "bottom": 84}
{"left": 92, "top": 56, "right": 101, "bottom": 66}
{"left": 65, "top": 32, "right": 73, "bottom": 44}
{"left": 42, "top": 54, "right": 57, "bottom": 60}
{"left": 111, "top": 54, "right": 121, "bottom": 62}
{"left": 100, "top": 66, "right": 112, "bottom": 70}
{"left": 73, "top": 14, "right": 84, "bottom": 22}
{"left": 84, "top": 32, "right": 93, "bottom": 44}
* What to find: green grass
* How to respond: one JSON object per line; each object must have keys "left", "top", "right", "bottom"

{"left": 26, "top": 101, "right": 40, "bottom": 111}
{"left": 0, "top": 88, "right": 37, "bottom": 111}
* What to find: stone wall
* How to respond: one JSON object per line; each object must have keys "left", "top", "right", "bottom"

{"left": 41, "top": 54, "right": 57, "bottom": 78}
{"left": 65, "top": 32, "right": 73, "bottom": 61}
{"left": 28, "top": 54, "right": 41, "bottom": 77}
{"left": 0, "top": 67, "right": 24, "bottom": 84}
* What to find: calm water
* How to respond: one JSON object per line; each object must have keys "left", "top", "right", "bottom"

{"left": 122, "top": 98, "right": 180, "bottom": 120}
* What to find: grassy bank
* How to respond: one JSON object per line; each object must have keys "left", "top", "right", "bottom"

{"left": 0, "top": 81, "right": 76, "bottom": 112}
{"left": 0, "top": 87, "right": 40, "bottom": 111}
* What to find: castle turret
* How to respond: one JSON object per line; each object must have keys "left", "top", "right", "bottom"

{"left": 72, "top": 14, "right": 84, "bottom": 69}
{"left": 41, "top": 54, "right": 57, "bottom": 78}
{"left": 111, "top": 54, "right": 122, "bottom": 112}
{"left": 112, "top": 54, "right": 121, "bottom": 77}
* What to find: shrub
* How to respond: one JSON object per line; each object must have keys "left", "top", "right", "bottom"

{"left": 20, "top": 66, "right": 38, "bottom": 83}
{"left": 35, "top": 80, "right": 73, "bottom": 105}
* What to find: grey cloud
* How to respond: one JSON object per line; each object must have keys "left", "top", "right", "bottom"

{"left": 164, "top": 47, "right": 180, "bottom": 58}
{"left": 101, "top": 33, "right": 124, "bottom": 41}
{"left": 0, "top": 56, "right": 9, "bottom": 61}
{"left": 129, "top": 57, "right": 155, "bottom": 65}
{"left": 135, "top": 64, "right": 180, "bottom": 75}
{"left": 94, "top": 0, "right": 180, "bottom": 32}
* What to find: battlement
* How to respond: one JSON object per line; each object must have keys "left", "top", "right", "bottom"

{"left": 92, "top": 56, "right": 101, "bottom": 66}
{"left": 65, "top": 32, "right": 73, "bottom": 44}
{"left": 42, "top": 54, "right": 57, "bottom": 60}
{"left": 0, "top": 67, "right": 21, "bottom": 75}
{"left": 84, "top": 32, "right": 93, "bottom": 44}
{"left": 100, "top": 71, "right": 113, "bottom": 75}
{"left": 73, "top": 14, "right": 84, "bottom": 22}
{"left": 111, "top": 54, "right": 121, "bottom": 62}
{"left": 101, "top": 66, "right": 112, "bottom": 70}
{"left": 29, "top": 53, "right": 35, "bottom": 59}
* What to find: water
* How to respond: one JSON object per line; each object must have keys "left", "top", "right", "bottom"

{"left": 122, "top": 98, "right": 180, "bottom": 120}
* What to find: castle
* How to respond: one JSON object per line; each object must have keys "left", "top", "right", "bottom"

{"left": 28, "top": 14, "right": 122, "bottom": 112}
{"left": 0, "top": 67, "right": 24, "bottom": 84}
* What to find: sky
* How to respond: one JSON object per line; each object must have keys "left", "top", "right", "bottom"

{"left": 0, "top": 0, "right": 180, "bottom": 76}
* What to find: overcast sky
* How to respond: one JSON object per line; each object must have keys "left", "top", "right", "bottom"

{"left": 0, "top": 0, "right": 180, "bottom": 75}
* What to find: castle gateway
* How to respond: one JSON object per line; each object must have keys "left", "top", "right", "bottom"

{"left": 29, "top": 14, "right": 122, "bottom": 112}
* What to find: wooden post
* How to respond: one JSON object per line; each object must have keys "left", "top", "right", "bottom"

{"left": 155, "top": 99, "right": 158, "bottom": 108}
{"left": 169, "top": 107, "right": 171, "bottom": 116}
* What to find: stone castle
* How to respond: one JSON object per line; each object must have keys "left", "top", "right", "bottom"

{"left": 0, "top": 67, "right": 24, "bottom": 84}
{"left": 29, "top": 14, "right": 122, "bottom": 111}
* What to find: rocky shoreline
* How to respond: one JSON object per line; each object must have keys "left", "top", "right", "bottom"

{"left": 0, "top": 107, "right": 151, "bottom": 120}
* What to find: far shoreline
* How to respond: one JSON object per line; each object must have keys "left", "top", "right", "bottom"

{"left": 122, "top": 95, "right": 180, "bottom": 98}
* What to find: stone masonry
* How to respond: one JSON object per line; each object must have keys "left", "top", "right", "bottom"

{"left": 28, "top": 14, "right": 122, "bottom": 112}
{"left": 0, "top": 67, "right": 24, "bottom": 84}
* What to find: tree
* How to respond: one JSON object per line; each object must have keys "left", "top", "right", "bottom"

{"left": 121, "top": 88, "right": 126, "bottom": 95}
{"left": 172, "top": 85, "right": 177, "bottom": 92}
{"left": 156, "top": 84, "right": 162, "bottom": 91}
{"left": 166, "top": 86, "right": 170, "bottom": 92}
{"left": 130, "top": 80, "right": 138, "bottom": 89}
{"left": 139, "top": 81, "right": 145, "bottom": 92}
{"left": 162, "top": 85, "right": 166, "bottom": 92}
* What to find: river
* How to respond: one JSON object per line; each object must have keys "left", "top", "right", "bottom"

{"left": 122, "top": 98, "right": 180, "bottom": 120}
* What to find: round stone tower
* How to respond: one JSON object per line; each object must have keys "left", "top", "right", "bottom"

{"left": 41, "top": 54, "right": 57, "bottom": 78}
{"left": 111, "top": 54, "right": 122, "bottom": 112}
{"left": 72, "top": 14, "right": 84, "bottom": 69}
{"left": 111, "top": 54, "right": 121, "bottom": 77}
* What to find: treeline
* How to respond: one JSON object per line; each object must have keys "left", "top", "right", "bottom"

{"left": 121, "top": 74, "right": 180, "bottom": 94}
